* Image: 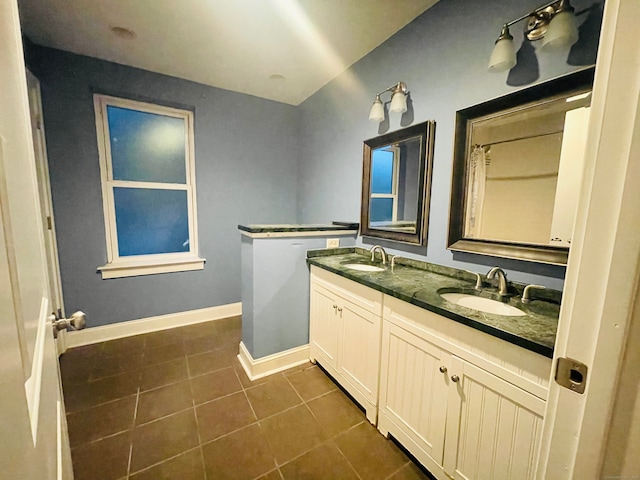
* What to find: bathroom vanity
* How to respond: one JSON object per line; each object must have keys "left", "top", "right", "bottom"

{"left": 307, "top": 248, "right": 558, "bottom": 480}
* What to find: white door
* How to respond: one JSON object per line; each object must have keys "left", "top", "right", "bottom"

{"left": 0, "top": 0, "right": 73, "bottom": 477}
{"left": 26, "top": 71, "right": 65, "bottom": 322}
{"left": 537, "top": 0, "right": 640, "bottom": 477}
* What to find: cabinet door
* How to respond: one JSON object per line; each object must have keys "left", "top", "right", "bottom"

{"left": 379, "top": 321, "right": 450, "bottom": 471}
{"left": 309, "top": 283, "right": 339, "bottom": 369}
{"left": 444, "top": 357, "right": 546, "bottom": 480}
{"left": 339, "top": 299, "right": 381, "bottom": 403}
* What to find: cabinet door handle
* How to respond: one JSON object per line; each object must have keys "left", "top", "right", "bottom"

{"left": 451, "top": 375, "right": 460, "bottom": 383}
{"left": 439, "top": 366, "right": 447, "bottom": 374}
{"left": 337, "top": 307, "right": 342, "bottom": 312}
{"left": 333, "top": 304, "right": 337, "bottom": 310}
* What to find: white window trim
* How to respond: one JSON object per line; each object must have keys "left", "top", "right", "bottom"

{"left": 94, "top": 94, "right": 205, "bottom": 279}
{"left": 371, "top": 146, "right": 400, "bottom": 223}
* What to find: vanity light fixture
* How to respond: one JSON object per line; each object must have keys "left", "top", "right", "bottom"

{"left": 488, "top": 0, "right": 579, "bottom": 73}
{"left": 369, "top": 81, "right": 408, "bottom": 122}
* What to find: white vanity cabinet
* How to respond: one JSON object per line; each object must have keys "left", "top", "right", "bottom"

{"left": 309, "top": 266, "right": 383, "bottom": 423}
{"left": 378, "top": 295, "right": 551, "bottom": 480}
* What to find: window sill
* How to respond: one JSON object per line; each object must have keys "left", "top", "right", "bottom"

{"left": 98, "top": 256, "right": 206, "bottom": 279}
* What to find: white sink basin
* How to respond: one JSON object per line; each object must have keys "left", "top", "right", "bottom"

{"left": 440, "top": 293, "right": 525, "bottom": 317}
{"left": 342, "top": 263, "right": 385, "bottom": 272}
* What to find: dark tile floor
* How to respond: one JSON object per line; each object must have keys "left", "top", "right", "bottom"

{"left": 59, "top": 316, "right": 432, "bottom": 480}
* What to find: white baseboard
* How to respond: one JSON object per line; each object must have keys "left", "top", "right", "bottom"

{"left": 237, "top": 341, "right": 310, "bottom": 381}
{"left": 65, "top": 302, "right": 242, "bottom": 348}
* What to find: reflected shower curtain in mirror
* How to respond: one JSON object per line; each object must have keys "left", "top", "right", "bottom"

{"left": 465, "top": 146, "right": 487, "bottom": 238}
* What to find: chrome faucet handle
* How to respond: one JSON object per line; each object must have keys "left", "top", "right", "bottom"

{"left": 466, "top": 271, "right": 483, "bottom": 290}
{"left": 390, "top": 255, "right": 402, "bottom": 270}
{"left": 522, "top": 284, "right": 546, "bottom": 303}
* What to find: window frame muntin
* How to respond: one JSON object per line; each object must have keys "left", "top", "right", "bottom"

{"left": 94, "top": 94, "right": 203, "bottom": 278}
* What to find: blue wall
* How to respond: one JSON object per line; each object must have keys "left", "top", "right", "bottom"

{"left": 26, "top": 0, "right": 603, "bottom": 327}
{"left": 27, "top": 46, "right": 300, "bottom": 327}
{"left": 297, "top": 0, "right": 603, "bottom": 290}
{"left": 241, "top": 234, "right": 356, "bottom": 359}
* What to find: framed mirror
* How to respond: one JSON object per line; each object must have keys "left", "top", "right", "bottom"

{"left": 448, "top": 67, "right": 595, "bottom": 265}
{"left": 360, "top": 121, "right": 435, "bottom": 245}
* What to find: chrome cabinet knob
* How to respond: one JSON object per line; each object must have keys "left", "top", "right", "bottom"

{"left": 451, "top": 375, "right": 460, "bottom": 383}
{"left": 439, "top": 366, "right": 447, "bottom": 373}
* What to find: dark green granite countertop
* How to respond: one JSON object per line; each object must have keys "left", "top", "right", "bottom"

{"left": 238, "top": 223, "right": 358, "bottom": 233}
{"left": 307, "top": 248, "right": 560, "bottom": 358}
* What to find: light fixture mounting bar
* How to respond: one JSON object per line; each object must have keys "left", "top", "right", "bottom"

{"left": 505, "top": 0, "right": 560, "bottom": 27}
{"left": 375, "top": 81, "right": 408, "bottom": 98}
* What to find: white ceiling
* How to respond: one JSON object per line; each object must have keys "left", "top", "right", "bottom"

{"left": 18, "top": 0, "right": 438, "bottom": 105}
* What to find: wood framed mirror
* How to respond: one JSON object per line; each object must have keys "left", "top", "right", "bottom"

{"left": 447, "top": 67, "right": 595, "bottom": 265}
{"left": 360, "top": 121, "right": 436, "bottom": 245}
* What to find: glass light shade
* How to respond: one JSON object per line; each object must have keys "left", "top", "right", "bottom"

{"left": 541, "top": 10, "right": 579, "bottom": 51}
{"left": 369, "top": 98, "right": 384, "bottom": 122}
{"left": 488, "top": 37, "right": 517, "bottom": 72}
{"left": 389, "top": 91, "right": 407, "bottom": 113}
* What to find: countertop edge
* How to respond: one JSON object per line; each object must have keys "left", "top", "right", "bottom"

{"left": 238, "top": 223, "right": 359, "bottom": 234}
{"left": 307, "top": 258, "right": 555, "bottom": 359}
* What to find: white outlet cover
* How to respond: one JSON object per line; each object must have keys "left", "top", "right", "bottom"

{"left": 326, "top": 238, "right": 340, "bottom": 248}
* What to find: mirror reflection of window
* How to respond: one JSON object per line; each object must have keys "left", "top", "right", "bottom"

{"left": 361, "top": 120, "right": 435, "bottom": 246}
{"left": 368, "top": 137, "right": 422, "bottom": 232}
{"left": 370, "top": 147, "right": 398, "bottom": 225}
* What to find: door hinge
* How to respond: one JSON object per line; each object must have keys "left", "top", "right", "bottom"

{"left": 47, "top": 216, "right": 52, "bottom": 230}
{"left": 555, "top": 357, "right": 588, "bottom": 394}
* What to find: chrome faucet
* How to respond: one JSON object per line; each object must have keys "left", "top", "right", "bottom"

{"left": 369, "top": 245, "right": 387, "bottom": 265}
{"left": 522, "top": 284, "right": 546, "bottom": 303}
{"left": 486, "top": 267, "right": 509, "bottom": 296}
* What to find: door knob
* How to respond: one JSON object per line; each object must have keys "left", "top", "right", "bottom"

{"left": 49, "top": 310, "right": 86, "bottom": 337}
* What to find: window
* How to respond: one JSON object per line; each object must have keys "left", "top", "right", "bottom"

{"left": 94, "top": 95, "right": 204, "bottom": 279}
{"left": 369, "top": 146, "right": 399, "bottom": 225}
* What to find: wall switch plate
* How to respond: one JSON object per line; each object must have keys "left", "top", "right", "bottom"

{"left": 326, "top": 238, "right": 339, "bottom": 248}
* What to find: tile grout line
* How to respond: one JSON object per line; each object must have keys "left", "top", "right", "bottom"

{"left": 284, "top": 373, "right": 367, "bottom": 480}
{"left": 233, "top": 359, "right": 260, "bottom": 421}
{"left": 186, "top": 350, "right": 209, "bottom": 480}
{"left": 65, "top": 321, "right": 431, "bottom": 480}
{"left": 125, "top": 385, "right": 141, "bottom": 480}
{"left": 198, "top": 371, "right": 369, "bottom": 450}
{"left": 125, "top": 340, "right": 149, "bottom": 479}
{"left": 384, "top": 463, "right": 412, "bottom": 480}
{"left": 118, "top": 369, "right": 246, "bottom": 440}
{"left": 231, "top": 360, "right": 282, "bottom": 476}
{"left": 127, "top": 342, "right": 147, "bottom": 480}
{"left": 126, "top": 445, "right": 203, "bottom": 479}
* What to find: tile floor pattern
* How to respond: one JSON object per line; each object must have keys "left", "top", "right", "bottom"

{"left": 60, "top": 316, "right": 433, "bottom": 480}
